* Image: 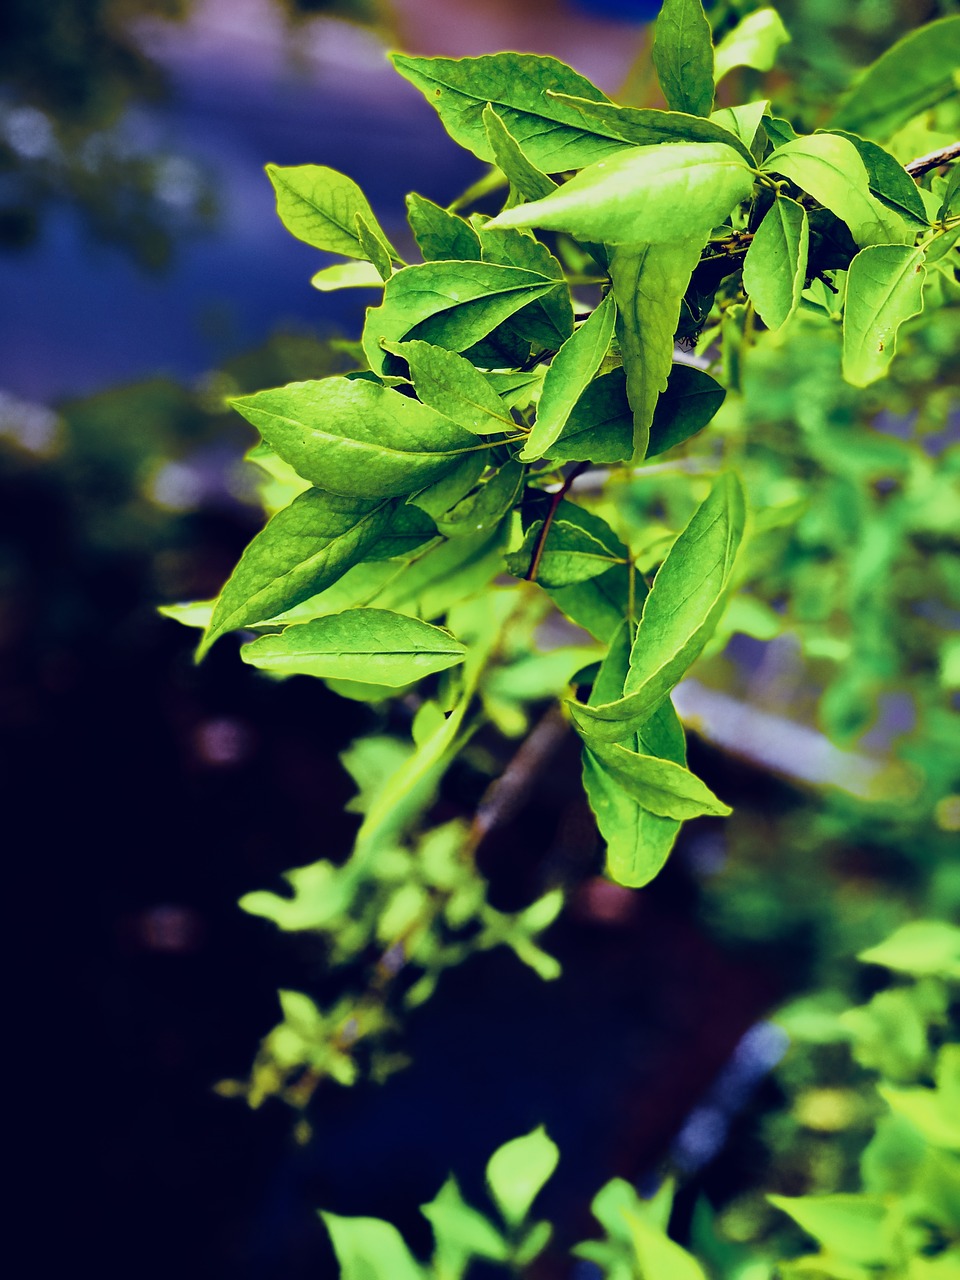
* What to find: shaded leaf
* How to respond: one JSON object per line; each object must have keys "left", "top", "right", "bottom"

{"left": 476, "top": 222, "right": 573, "bottom": 350}
{"left": 436, "top": 461, "right": 524, "bottom": 538}
{"left": 405, "top": 193, "right": 482, "bottom": 263}
{"left": 653, "top": 0, "right": 715, "bottom": 119}
{"left": 355, "top": 212, "right": 393, "bottom": 280}
{"left": 506, "top": 518, "right": 625, "bottom": 587}
{"left": 842, "top": 244, "right": 925, "bottom": 387}
{"left": 742, "top": 196, "right": 809, "bottom": 330}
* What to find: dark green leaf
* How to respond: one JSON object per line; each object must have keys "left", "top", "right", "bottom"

{"left": 520, "top": 293, "right": 616, "bottom": 461}
{"left": 570, "top": 472, "right": 745, "bottom": 740}
{"left": 543, "top": 94, "right": 756, "bottom": 163}
{"left": 266, "top": 163, "right": 396, "bottom": 259}
{"left": 649, "top": 364, "right": 726, "bottom": 457}
{"left": 405, "top": 193, "right": 482, "bottom": 262}
{"left": 476, "top": 223, "right": 574, "bottom": 350}
{"left": 364, "top": 503, "right": 438, "bottom": 560}
{"left": 374, "top": 525, "right": 511, "bottom": 620}
{"left": 653, "top": 0, "right": 715, "bottom": 118}
{"left": 610, "top": 236, "right": 711, "bottom": 458}
{"left": 830, "top": 16, "right": 960, "bottom": 142}
{"left": 231, "top": 377, "right": 482, "bottom": 499}
{"left": 482, "top": 104, "right": 558, "bottom": 202}
{"left": 713, "top": 7, "right": 790, "bottom": 82}
{"left": 824, "top": 131, "right": 928, "bottom": 226}
{"left": 362, "top": 261, "right": 558, "bottom": 375}
{"left": 761, "top": 134, "right": 908, "bottom": 246}
{"left": 505, "top": 519, "right": 626, "bottom": 587}
{"left": 937, "top": 162, "right": 960, "bottom": 222}
{"left": 436, "top": 461, "right": 524, "bottom": 537}
{"left": 390, "top": 52, "right": 626, "bottom": 172}
{"left": 240, "top": 608, "right": 466, "bottom": 686}
{"left": 742, "top": 196, "right": 809, "bottom": 330}
{"left": 488, "top": 142, "right": 755, "bottom": 246}
{"left": 407, "top": 452, "right": 487, "bottom": 520}
{"left": 842, "top": 244, "right": 925, "bottom": 387}
{"left": 199, "top": 489, "right": 395, "bottom": 657}
{"left": 383, "top": 340, "right": 517, "bottom": 435}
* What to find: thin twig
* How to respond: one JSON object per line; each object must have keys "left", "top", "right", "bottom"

{"left": 905, "top": 140, "right": 960, "bottom": 178}
{"left": 525, "top": 461, "right": 590, "bottom": 582}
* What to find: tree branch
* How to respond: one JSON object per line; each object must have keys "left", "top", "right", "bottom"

{"left": 906, "top": 140, "right": 960, "bottom": 178}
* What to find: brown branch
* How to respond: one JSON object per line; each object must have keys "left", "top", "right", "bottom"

{"left": 905, "top": 141, "right": 960, "bottom": 178}
{"left": 525, "top": 461, "right": 590, "bottom": 583}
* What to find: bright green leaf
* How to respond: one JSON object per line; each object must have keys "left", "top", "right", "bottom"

{"left": 858, "top": 921, "right": 960, "bottom": 980}
{"left": 714, "top": 8, "right": 791, "bottom": 82}
{"left": 767, "top": 1195, "right": 890, "bottom": 1265}
{"left": 384, "top": 340, "right": 518, "bottom": 435}
{"left": 241, "top": 609, "right": 466, "bottom": 686}
{"left": 842, "top": 244, "right": 925, "bottom": 387}
{"left": 405, "top": 193, "right": 482, "bottom": 262}
{"left": 485, "top": 1127, "right": 559, "bottom": 1227}
{"left": 710, "top": 100, "right": 769, "bottom": 151}
{"left": 586, "top": 742, "right": 731, "bottom": 820}
{"left": 231, "top": 377, "right": 482, "bottom": 499}
{"left": 653, "top": 0, "right": 715, "bottom": 119}
{"left": 825, "top": 130, "right": 929, "bottom": 226}
{"left": 355, "top": 211, "right": 393, "bottom": 280}
{"left": 310, "top": 261, "right": 385, "bottom": 291}
{"left": 266, "top": 163, "right": 396, "bottom": 260}
{"left": 482, "top": 103, "right": 558, "bottom": 202}
{"left": 742, "top": 196, "right": 809, "bottom": 330}
{"left": 506, "top": 518, "right": 625, "bottom": 587}
{"left": 321, "top": 1211, "right": 425, "bottom": 1280}
{"left": 625, "top": 1211, "right": 708, "bottom": 1280}
{"left": 543, "top": 93, "right": 756, "bottom": 163}
{"left": 421, "top": 1177, "right": 509, "bottom": 1264}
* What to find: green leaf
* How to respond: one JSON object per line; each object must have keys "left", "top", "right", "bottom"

{"left": 585, "top": 743, "right": 731, "bottom": 820}
{"left": 266, "top": 163, "right": 396, "bottom": 260}
{"left": 842, "top": 244, "right": 925, "bottom": 387}
{"left": 610, "top": 236, "right": 712, "bottom": 457}
{"left": 625, "top": 1212, "right": 708, "bottom": 1280}
{"left": 231, "top": 377, "right": 482, "bottom": 500}
{"left": 405, "top": 193, "right": 482, "bottom": 263}
{"left": 421, "top": 1177, "right": 509, "bottom": 1265}
{"left": 310, "top": 261, "right": 384, "bottom": 292}
{"left": 483, "top": 643, "right": 600, "bottom": 702}
{"left": 547, "top": 564, "right": 636, "bottom": 644}
{"left": 653, "top": 0, "right": 715, "bottom": 119}
{"left": 742, "top": 196, "right": 809, "bottom": 331}
{"left": 767, "top": 1195, "right": 890, "bottom": 1265}
{"left": 520, "top": 293, "right": 616, "bottom": 461}
{"left": 362, "top": 261, "right": 558, "bottom": 375}
{"left": 710, "top": 100, "right": 769, "bottom": 151}
{"left": 761, "top": 134, "right": 905, "bottom": 247}
{"left": 476, "top": 222, "right": 573, "bottom": 350}
{"left": 321, "top": 1211, "right": 425, "bottom": 1280}
{"left": 488, "top": 142, "right": 755, "bottom": 246}
{"left": 482, "top": 104, "right": 558, "bottom": 202}
{"left": 824, "top": 131, "right": 928, "bottom": 226}
{"left": 858, "top": 920, "right": 960, "bottom": 980}
{"left": 505, "top": 518, "right": 625, "bottom": 587}
{"left": 938, "top": 162, "right": 960, "bottom": 221}
{"left": 158, "top": 599, "right": 215, "bottom": 630}
{"left": 544, "top": 93, "right": 756, "bottom": 164}
{"left": 407, "top": 452, "right": 487, "bottom": 520}
{"left": 830, "top": 16, "right": 960, "bottom": 142}
{"left": 485, "top": 1127, "right": 559, "bottom": 1227}
{"left": 240, "top": 608, "right": 466, "bottom": 686}
{"left": 355, "top": 212, "right": 393, "bottom": 280}
{"left": 199, "top": 489, "right": 395, "bottom": 658}
{"left": 545, "top": 364, "right": 725, "bottom": 464}
{"left": 390, "top": 52, "right": 626, "bottom": 172}
{"left": 570, "top": 472, "right": 745, "bottom": 740}
{"left": 384, "top": 341, "right": 516, "bottom": 435}
{"left": 373, "top": 525, "right": 511, "bottom": 621}
{"left": 714, "top": 7, "right": 790, "bottom": 82}
{"left": 436, "top": 461, "right": 524, "bottom": 538}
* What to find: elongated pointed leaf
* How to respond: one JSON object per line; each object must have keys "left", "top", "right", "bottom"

{"left": 486, "top": 1127, "right": 559, "bottom": 1227}
{"left": 488, "top": 142, "right": 755, "bottom": 246}
{"left": 266, "top": 164, "right": 396, "bottom": 259}
{"left": 505, "top": 519, "right": 625, "bottom": 587}
{"left": 761, "top": 135, "right": 905, "bottom": 247}
{"left": 653, "top": 0, "right": 715, "bottom": 118}
{"left": 391, "top": 52, "right": 627, "bottom": 172}
{"left": 231, "top": 377, "right": 482, "bottom": 500}
{"left": 384, "top": 341, "right": 517, "bottom": 435}
{"left": 545, "top": 93, "right": 756, "bottom": 164}
{"left": 240, "top": 608, "right": 466, "bottom": 686}
{"left": 570, "top": 473, "right": 745, "bottom": 740}
{"left": 405, "top": 193, "right": 482, "bottom": 262}
{"left": 586, "top": 743, "right": 731, "bottom": 820}
{"left": 610, "top": 236, "right": 711, "bottom": 458}
{"left": 310, "top": 261, "right": 384, "bottom": 291}
{"left": 482, "top": 104, "right": 558, "bottom": 202}
{"left": 362, "top": 260, "right": 557, "bottom": 374}
{"left": 842, "top": 244, "right": 925, "bottom": 388}
{"left": 476, "top": 223, "right": 573, "bottom": 350}
{"left": 714, "top": 7, "right": 790, "bottom": 82}
{"left": 407, "top": 452, "right": 486, "bottom": 520}
{"left": 355, "top": 212, "right": 393, "bottom": 279}
{"left": 521, "top": 293, "right": 616, "bottom": 461}
{"left": 199, "top": 488, "right": 395, "bottom": 657}
{"left": 830, "top": 16, "right": 960, "bottom": 142}
{"left": 742, "top": 196, "right": 809, "bottom": 331}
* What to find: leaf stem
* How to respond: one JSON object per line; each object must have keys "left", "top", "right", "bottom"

{"left": 524, "top": 461, "right": 590, "bottom": 583}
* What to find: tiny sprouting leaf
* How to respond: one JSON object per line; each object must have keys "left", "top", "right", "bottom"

{"left": 742, "top": 196, "right": 809, "bottom": 331}
{"left": 240, "top": 608, "right": 467, "bottom": 686}
{"left": 520, "top": 292, "right": 616, "bottom": 461}
{"left": 405, "top": 193, "right": 482, "bottom": 262}
{"left": 842, "top": 244, "right": 925, "bottom": 387}
{"left": 231, "top": 377, "right": 483, "bottom": 500}
{"left": 266, "top": 163, "right": 397, "bottom": 260}
{"left": 485, "top": 1127, "right": 559, "bottom": 1227}
{"left": 652, "top": 0, "right": 715, "bottom": 119}
{"left": 488, "top": 142, "right": 755, "bottom": 246}
{"left": 713, "top": 7, "right": 791, "bottom": 82}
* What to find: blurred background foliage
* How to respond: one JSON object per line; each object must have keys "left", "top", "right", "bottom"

{"left": 2, "top": 1, "right": 957, "bottom": 1277}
